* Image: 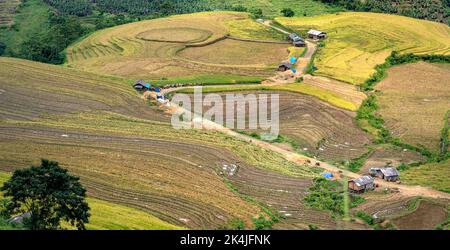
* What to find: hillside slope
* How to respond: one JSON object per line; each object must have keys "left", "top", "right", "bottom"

{"left": 277, "top": 12, "right": 450, "bottom": 85}
{"left": 0, "top": 57, "right": 335, "bottom": 229}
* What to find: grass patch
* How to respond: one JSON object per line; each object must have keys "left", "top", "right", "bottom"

{"left": 0, "top": 0, "right": 51, "bottom": 56}
{"left": 304, "top": 178, "right": 365, "bottom": 217}
{"left": 439, "top": 111, "right": 450, "bottom": 160}
{"left": 400, "top": 160, "right": 450, "bottom": 193}
{"left": 151, "top": 74, "right": 264, "bottom": 87}
{"left": 344, "top": 149, "right": 374, "bottom": 173}
{"left": 85, "top": 198, "right": 183, "bottom": 230}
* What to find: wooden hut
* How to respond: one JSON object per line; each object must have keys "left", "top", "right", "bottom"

{"left": 348, "top": 176, "right": 375, "bottom": 193}
{"left": 369, "top": 167, "right": 400, "bottom": 182}
{"left": 278, "top": 62, "right": 293, "bottom": 71}
{"left": 288, "top": 33, "right": 301, "bottom": 42}
{"left": 293, "top": 40, "right": 306, "bottom": 47}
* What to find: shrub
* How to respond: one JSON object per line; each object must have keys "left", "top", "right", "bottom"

{"left": 355, "top": 211, "right": 374, "bottom": 225}
{"left": 281, "top": 8, "right": 295, "bottom": 17}
{"left": 220, "top": 218, "right": 245, "bottom": 230}
{"left": 0, "top": 42, "right": 5, "bottom": 56}
{"left": 252, "top": 214, "right": 274, "bottom": 230}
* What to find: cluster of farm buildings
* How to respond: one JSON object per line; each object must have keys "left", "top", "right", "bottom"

{"left": 348, "top": 167, "right": 400, "bottom": 193}
{"left": 287, "top": 29, "right": 327, "bottom": 48}
{"left": 278, "top": 29, "right": 326, "bottom": 72}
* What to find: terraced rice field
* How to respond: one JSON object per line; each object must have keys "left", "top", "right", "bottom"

{"left": 0, "top": 57, "right": 167, "bottom": 122}
{"left": 375, "top": 62, "right": 450, "bottom": 152}
{"left": 178, "top": 39, "right": 287, "bottom": 66}
{"left": 187, "top": 91, "right": 371, "bottom": 162}
{"left": 66, "top": 12, "right": 289, "bottom": 83}
{"left": 177, "top": 82, "right": 361, "bottom": 111}
{"left": 354, "top": 192, "right": 414, "bottom": 218}
{"left": 276, "top": 12, "right": 450, "bottom": 85}
{"left": 0, "top": 126, "right": 262, "bottom": 228}
{"left": 0, "top": 0, "right": 20, "bottom": 27}
{"left": 0, "top": 57, "right": 323, "bottom": 229}
{"left": 0, "top": 172, "right": 182, "bottom": 230}
{"left": 355, "top": 193, "right": 449, "bottom": 229}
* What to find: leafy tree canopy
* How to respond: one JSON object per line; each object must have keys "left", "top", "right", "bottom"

{"left": 281, "top": 8, "right": 295, "bottom": 17}
{"left": 0, "top": 159, "right": 90, "bottom": 230}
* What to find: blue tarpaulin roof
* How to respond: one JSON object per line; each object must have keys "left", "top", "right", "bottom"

{"left": 154, "top": 88, "right": 161, "bottom": 92}
{"left": 322, "top": 173, "right": 333, "bottom": 178}
{"left": 289, "top": 57, "right": 297, "bottom": 63}
{"left": 145, "top": 83, "right": 151, "bottom": 88}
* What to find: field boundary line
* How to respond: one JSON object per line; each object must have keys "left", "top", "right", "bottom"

{"left": 225, "top": 35, "right": 290, "bottom": 44}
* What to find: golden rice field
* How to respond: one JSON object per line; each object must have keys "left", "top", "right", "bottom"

{"left": 276, "top": 12, "right": 450, "bottom": 85}
{"left": 66, "top": 12, "right": 289, "bottom": 83}
{"left": 224, "top": 18, "right": 285, "bottom": 41}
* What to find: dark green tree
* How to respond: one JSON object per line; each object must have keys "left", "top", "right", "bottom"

{"left": 0, "top": 42, "right": 5, "bottom": 56}
{"left": 0, "top": 159, "right": 90, "bottom": 230}
{"left": 281, "top": 8, "right": 295, "bottom": 17}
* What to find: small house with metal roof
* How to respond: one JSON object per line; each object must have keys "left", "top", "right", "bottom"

{"left": 293, "top": 40, "right": 306, "bottom": 47}
{"left": 288, "top": 33, "right": 301, "bottom": 41}
{"left": 369, "top": 167, "right": 400, "bottom": 182}
{"left": 133, "top": 80, "right": 149, "bottom": 91}
{"left": 307, "top": 29, "right": 327, "bottom": 40}
{"left": 348, "top": 176, "right": 375, "bottom": 193}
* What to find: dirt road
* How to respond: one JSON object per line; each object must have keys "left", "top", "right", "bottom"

{"left": 158, "top": 99, "right": 450, "bottom": 200}
{"left": 155, "top": 20, "right": 450, "bottom": 200}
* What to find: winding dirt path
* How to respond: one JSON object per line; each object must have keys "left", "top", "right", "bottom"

{"left": 153, "top": 98, "right": 450, "bottom": 200}
{"left": 153, "top": 20, "right": 450, "bottom": 201}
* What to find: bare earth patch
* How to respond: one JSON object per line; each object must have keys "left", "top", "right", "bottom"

{"left": 393, "top": 200, "right": 448, "bottom": 230}
{"left": 360, "top": 146, "right": 426, "bottom": 174}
